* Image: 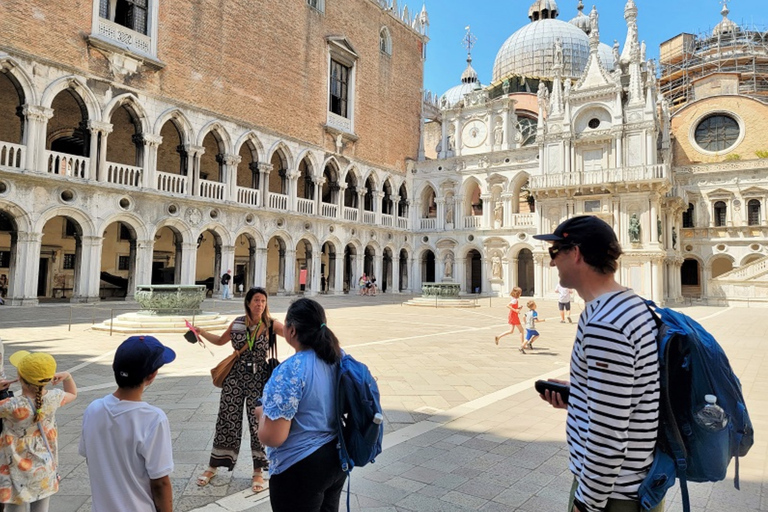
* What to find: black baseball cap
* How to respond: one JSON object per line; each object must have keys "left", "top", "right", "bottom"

{"left": 113, "top": 335, "right": 176, "bottom": 385}
{"left": 534, "top": 216, "right": 619, "bottom": 258}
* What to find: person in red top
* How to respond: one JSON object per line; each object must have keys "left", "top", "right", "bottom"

{"left": 494, "top": 287, "right": 526, "bottom": 353}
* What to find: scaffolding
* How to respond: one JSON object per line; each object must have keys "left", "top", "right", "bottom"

{"left": 659, "top": 21, "right": 768, "bottom": 110}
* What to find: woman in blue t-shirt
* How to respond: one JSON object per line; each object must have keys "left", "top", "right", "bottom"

{"left": 256, "top": 298, "right": 345, "bottom": 512}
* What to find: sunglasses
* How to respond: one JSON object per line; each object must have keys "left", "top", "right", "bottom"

{"left": 548, "top": 243, "right": 578, "bottom": 260}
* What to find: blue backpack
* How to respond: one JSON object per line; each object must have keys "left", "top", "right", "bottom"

{"left": 336, "top": 352, "right": 384, "bottom": 509}
{"left": 638, "top": 302, "right": 754, "bottom": 511}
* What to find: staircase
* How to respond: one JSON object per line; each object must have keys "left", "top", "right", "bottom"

{"left": 709, "top": 256, "right": 768, "bottom": 306}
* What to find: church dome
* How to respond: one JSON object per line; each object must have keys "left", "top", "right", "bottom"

{"left": 598, "top": 42, "right": 616, "bottom": 71}
{"left": 713, "top": 4, "right": 738, "bottom": 36}
{"left": 492, "top": 19, "right": 591, "bottom": 82}
{"left": 569, "top": 0, "right": 589, "bottom": 34}
{"left": 440, "top": 58, "right": 482, "bottom": 108}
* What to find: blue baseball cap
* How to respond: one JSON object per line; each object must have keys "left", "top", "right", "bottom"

{"left": 113, "top": 335, "right": 176, "bottom": 383}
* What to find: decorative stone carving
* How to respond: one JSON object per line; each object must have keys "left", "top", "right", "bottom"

{"left": 443, "top": 252, "right": 454, "bottom": 278}
{"left": 134, "top": 285, "right": 207, "bottom": 315}
{"left": 491, "top": 255, "right": 502, "bottom": 279}
{"left": 629, "top": 213, "right": 641, "bottom": 243}
{"left": 187, "top": 207, "right": 202, "bottom": 225}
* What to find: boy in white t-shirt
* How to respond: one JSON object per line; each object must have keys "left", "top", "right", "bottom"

{"left": 79, "top": 336, "right": 176, "bottom": 512}
{"left": 524, "top": 300, "right": 545, "bottom": 349}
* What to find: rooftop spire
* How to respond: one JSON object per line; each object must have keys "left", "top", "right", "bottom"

{"left": 460, "top": 26, "right": 479, "bottom": 84}
{"left": 528, "top": 0, "right": 559, "bottom": 22}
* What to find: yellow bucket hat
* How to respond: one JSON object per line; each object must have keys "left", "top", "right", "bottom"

{"left": 9, "top": 351, "right": 56, "bottom": 386}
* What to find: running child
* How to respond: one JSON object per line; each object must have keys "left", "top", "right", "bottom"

{"left": 495, "top": 287, "right": 525, "bottom": 352}
{"left": 524, "top": 300, "right": 545, "bottom": 349}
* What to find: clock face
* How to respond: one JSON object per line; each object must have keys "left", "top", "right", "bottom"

{"left": 462, "top": 120, "right": 487, "bottom": 148}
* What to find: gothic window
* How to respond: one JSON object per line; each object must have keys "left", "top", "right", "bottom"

{"left": 100, "top": 0, "right": 148, "bottom": 35}
{"left": 307, "top": 0, "right": 324, "bottom": 12}
{"left": 694, "top": 114, "right": 740, "bottom": 152}
{"left": 516, "top": 117, "right": 536, "bottom": 146}
{"left": 748, "top": 199, "right": 761, "bottom": 226}
{"left": 682, "top": 203, "right": 695, "bottom": 228}
{"left": 713, "top": 201, "right": 727, "bottom": 227}
{"left": 330, "top": 59, "right": 350, "bottom": 118}
{"left": 379, "top": 27, "right": 392, "bottom": 55}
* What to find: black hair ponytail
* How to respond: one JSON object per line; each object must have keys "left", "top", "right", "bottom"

{"left": 285, "top": 298, "right": 341, "bottom": 365}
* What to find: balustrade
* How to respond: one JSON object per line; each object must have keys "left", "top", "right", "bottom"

{"left": 199, "top": 180, "right": 225, "bottom": 200}
{"left": 0, "top": 142, "right": 24, "bottom": 170}
{"left": 236, "top": 186, "right": 260, "bottom": 206}
{"left": 362, "top": 211, "right": 376, "bottom": 224}
{"left": 106, "top": 162, "right": 143, "bottom": 187}
{"left": 509, "top": 213, "right": 534, "bottom": 227}
{"left": 382, "top": 214, "right": 394, "bottom": 227}
{"left": 397, "top": 217, "right": 409, "bottom": 229}
{"left": 46, "top": 151, "right": 89, "bottom": 179}
{"left": 321, "top": 202, "right": 337, "bottom": 218}
{"left": 344, "top": 207, "right": 358, "bottom": 222}
{"left": 419, "top": 218, "right": 436, "bottom": 230}
{"left": 296, "top": 197, "right": 315, "bottom": 215}
{"left": 269, "top": 192, "right": 288, "bottom": 210}
{"left": 156, "top": 171, "right": 188, "bottom": 195}
{"left": 464, "top": 215, "right": 482, "bottom": 229}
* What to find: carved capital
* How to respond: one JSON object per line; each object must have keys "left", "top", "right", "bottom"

{"left": 258, "top": 162, "right": 273, "bottom": 173}
{"left": 88, "top": 120, "right": 113, "bottom": 135}
{"left": 142, "top": 133, "right": 163, "bottom": 147}
{"left": 185, "top": 144, "right": 206, "bottom": 157}
{"left": 222, "top": 153, "right": 242, "bottom": 166}
{"left": 22, "top": 104, "right": 54, "bottom": 122}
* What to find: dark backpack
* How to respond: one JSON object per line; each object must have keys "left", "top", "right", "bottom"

{"left": 336, "top": 352, "right": 384, "bottom": 510}
{"left": 638, "top": 302, "right": 754, "bottom": 511}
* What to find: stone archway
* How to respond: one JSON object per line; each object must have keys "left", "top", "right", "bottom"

{"left": 40, "top": 216, "right": 83, "bottom": 300}
{"left": 517, "top": 248, "right": 534, "bottom": 296}
{"left": 421, "top": 250, "right": 435, "bottom": 284}
{"left": 0, "top": 210, "right": 17, "bottom": 303}
{"left": 466, "top": 249, "right": 482, "bottom": 294}
{"left": 266, "top": 236, "right": 287, "bottom": 295}
{"left": 343, "top": 244, "right": 357, "bottom": 294}
{"left": 152, "top": 226, "right": 183, "bottom": 285}
{"left": 100, "top": 221, "right": 137, "bottom": 299}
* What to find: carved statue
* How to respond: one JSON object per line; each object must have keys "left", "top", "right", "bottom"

{"left": 494, "top": 124, "right": 503, "bottom": 145}
{"left": 537, "top": 82, "right": 550, "bottom": 116}
{"left": 563, "top": 78, "right": 571, "bottom": 97}
{"left": 494, "top": 201, "right": 503, "bottom": 226}
{"left": 335, "top": 134, "right": 344, "bottom": 154}
{"left": 641, "top": 41, "right": 647, "bottom": 62}
{"left": 491, "top": 256, "right": 502, "bottom": 279}
{"left": 657, "top": 217, "right": 663, "bottom": 242}
{"left": 554, "top": 38, "right": 564, "bottom": 70}
{"left": 502, "top": 78, "right": 511, "bottom": 95}
{"left": 444, "top": 252, "right": 454, "bottom": 278}
{"left": 612, "top": 40, "right": 620, "bottom": 67}
{"left": 445, "top": 200, "right": 454, "bottom": 225}
{"left": 672, "top": 227, "right": 677, "bottom": 249}
{"left": 629, "top": 213, "right": 641, "bottom": 243}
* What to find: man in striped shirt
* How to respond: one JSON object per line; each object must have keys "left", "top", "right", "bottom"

{"left": 535, "top": 216, "right": 662, "bottom": 512}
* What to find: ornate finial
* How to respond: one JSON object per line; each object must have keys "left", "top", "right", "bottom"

{"left": 462, "top": 25, "right": 477, "bottom": 62}
{"left": 624, "top": 0, "right": 637, "bottom": 20}
{"left": 589, "top": 5, "right": 600, "bottom": 44}
{"left": 577, "top": 0, "right": 584, "bottom": 12}
{"left": 720, "top": 0, "right": 730, "bottom": 17}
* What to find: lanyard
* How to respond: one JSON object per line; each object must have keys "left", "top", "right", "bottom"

{"left": 246, "top": 319, "right": 262, "bottom": 351}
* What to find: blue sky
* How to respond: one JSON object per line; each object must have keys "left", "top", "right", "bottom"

{"left": 422, "top": 0, "right": 766, "bottom": 96}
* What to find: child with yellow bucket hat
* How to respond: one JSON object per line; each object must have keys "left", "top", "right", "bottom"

{"left": 0, "top": 351, "right": 77, "bottom": 512}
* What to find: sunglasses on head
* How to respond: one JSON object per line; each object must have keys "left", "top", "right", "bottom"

{"left": 548, "top": 243, "right": 578, "bottom": 260}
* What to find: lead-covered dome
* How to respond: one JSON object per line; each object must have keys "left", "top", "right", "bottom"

{"left": 440, "top": 57, "right": 482, "bottom": 108}
{"left": 493, "top": 19, "right": 591, "bottom": 82}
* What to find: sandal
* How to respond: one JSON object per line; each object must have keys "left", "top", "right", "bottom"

{"left": 197, "top": 468, "right": 217, "bottom": 487}
{"left": 252, "top": 471, "right": 267, "bottom": 493}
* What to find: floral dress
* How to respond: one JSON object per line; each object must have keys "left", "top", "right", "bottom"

{"left": 0, "top": 389, "right": 64, "bottom": 505}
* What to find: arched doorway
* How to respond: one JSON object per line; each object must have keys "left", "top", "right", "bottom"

{"left": 47, "top": 89, "right": 90, "bottom": 175}
{"left": 100, "top": 221, "right": 136, "bottom": 299}
{"left": 517, "top": 249, "right": 534, "bottom": 295}
{"left": 321, "top": 242, "right": 336, "bottom": 294}
{"left": 0, "top": 210, "right": 18, "bottom": 303}
{"left": 0, "top": 70, "right": 25, "bottom": 152}
{"left": 234, "top": 233, "right": 257, "bottom": 294}
{"left": 398, "top": 249, "right": 409, "bottom": 291}
{"left": 40, "top": 216, "right": 83, "bottom": 300}
{"left": 421, "top": 250, "right": 435, "bottom": 283}
{"left": 382, "top": 248, "right": 393, "bottom": 293}
{"left": 466, "top": 249, "right": 481, "bottom": 294}
{"left": 195, "top": 229, "right": 223, "bottom": 297}
{"left": 364, "top": 246, "right": 375, "bottom": 279}
{"left": 152, "top": 226, "right": 182, "bottom": 284}
{"left": 681, "top": 259, "right": 700, "bottom": 298}
{"left": 266, "top": 236, "right": 286, "bottom": 295}
{"left": 295, "top": 239, "right": 312, "bottom": 294}
{"left": 343, "top": 244, "right": 357, "bottom": 293}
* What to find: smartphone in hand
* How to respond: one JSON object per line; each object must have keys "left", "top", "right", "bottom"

{"left": 535, "top": 380, "right": 570, "bottom": 403}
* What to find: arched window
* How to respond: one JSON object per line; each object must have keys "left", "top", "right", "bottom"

{"left": 516, "top": 116, "right": 537, "bottom": 147}
{"left": 379, "top": 27, "right": 392, "bottom": 55}
{"left": 682, "top": 203, "right": 695, "bottom": 228}
{"left": 748, "top": 199, "right": 761, "bottom": 226}
{"left": 713, "top": 201, "right": 727, "bottom": 227}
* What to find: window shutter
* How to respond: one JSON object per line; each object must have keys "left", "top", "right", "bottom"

{"left": 99, "top": 0, "right": 109, "bottom": 19}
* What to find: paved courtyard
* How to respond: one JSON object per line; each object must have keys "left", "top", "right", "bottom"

{"left": 0, "top": 295, "right": 765, "bottom": 511}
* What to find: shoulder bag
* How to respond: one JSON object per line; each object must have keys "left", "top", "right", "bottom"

{"left": 211, "top": 342, "right": 249, "bottom": 388}
{"left": 265, "top": 324, "right": 280, "bottom": 382}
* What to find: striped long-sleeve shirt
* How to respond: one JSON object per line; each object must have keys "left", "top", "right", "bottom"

{"left": 567, "top": 289, "right": 660, "bottom": 511}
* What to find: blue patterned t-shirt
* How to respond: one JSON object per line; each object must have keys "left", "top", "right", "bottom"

{"left": 262, "top": 349, "right": 338, "bottom": 475}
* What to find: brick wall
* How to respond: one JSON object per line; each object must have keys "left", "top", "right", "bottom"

{"left": 671, "top": 95, "right": 768, "bottom": 166}
{"left": 0, "top": 0, "right": 424, "bottom": 173}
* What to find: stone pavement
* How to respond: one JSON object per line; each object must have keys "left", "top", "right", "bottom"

{"left": 0, "top": 295, "right": 765, "bottom": 511}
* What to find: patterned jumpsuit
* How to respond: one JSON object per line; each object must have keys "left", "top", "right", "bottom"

{"left": 209, "top": 316, "right": 270, "bottom": 470}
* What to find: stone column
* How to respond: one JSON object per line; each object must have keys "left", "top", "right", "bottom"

{"left": 12, "top": 231, "right": 41, "bottom": 306}
{"left": 142, "top": 133, "right": 162, "bottom": 189}
{"left": 453, "top": 119, "right": 462, "bottom": 157}
{"left": 88, "top": 121, "right": 112, "bottom": 181}
{"left": 258, "top": 162, "right": 272, "bottom": 208}
{"left": 283, "top": 248, "right": 296, "bottom": 294}
{"left": 74, "top": 235, "right": 103, "bottom": 302}
{"left": 315, "top": 177, "right": 326, "bottom": 216}
{"left": 393, "top": 198, "right": 401, "bottom": 228}
{"left": 392, "top": 254, "right": 400, "bottom": 294}
{"left": 649, "top": 193, "right": 659, "bottom": 246}
{"left": 456, "top": 198, "right": 465, "bottom": 230}
{"left": 337, "top": 184, "right": 348, "bottom": 220}
{"left": 222, "top": 154, "right": 241, "bottom": 202}
{"left": 438, "top": 120, "right": 448, "bottom": 159}
{"left": 456, "top": 254, "right": 466, "bottom": 293}
{"left": 220, "top": 244, "right": 236, "bottom": 297}
{"left": 310, "top": 250, "right": 321, "bottom": 296}
{"left": 534, "top": 253, "right": 545, "bottom": 299}
{"left": 186, "top": 145, "right": 205, "bottom": 197}
{"left": 508, "top": 257, "right": 519, "bottom": 296}
{"left": 134, "top": 239, "right": 154, "bottom": 290}
{"left": 480, "top": 252, "right": 489, "bottom": 295}
{"left": 287, "top": 171, "right": 300, "bottom": 212}
{"left": 502, "top": 193, "right": 514, "bottom": 227}
{"left": 180, "top": 242, "right": 198, "bottom": 284}
{"left": 255, "top": 247, "right": 268, "bottom": 287}
{"left": 651, "top": 256, "right": 663, "bottom": 305}
{"left": 22, "top": 105, "right": 53, "bottom": 172}
{"left": 374, "top": 253, "right": 383, "bottom": 287}
{"left": 435, "top": 198, "right": 445, "bottom": 231}
{"left": 375, "top": 191, "right": 385, "bottom": 225}
{"left": 357, "top": 190, "right": 366, "bottom": 222}
{"left": 481, "top": 194, "right": 493, "bottom": 228}
{"left": 330, "top": 254, "right": 342, "bottom": 294}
